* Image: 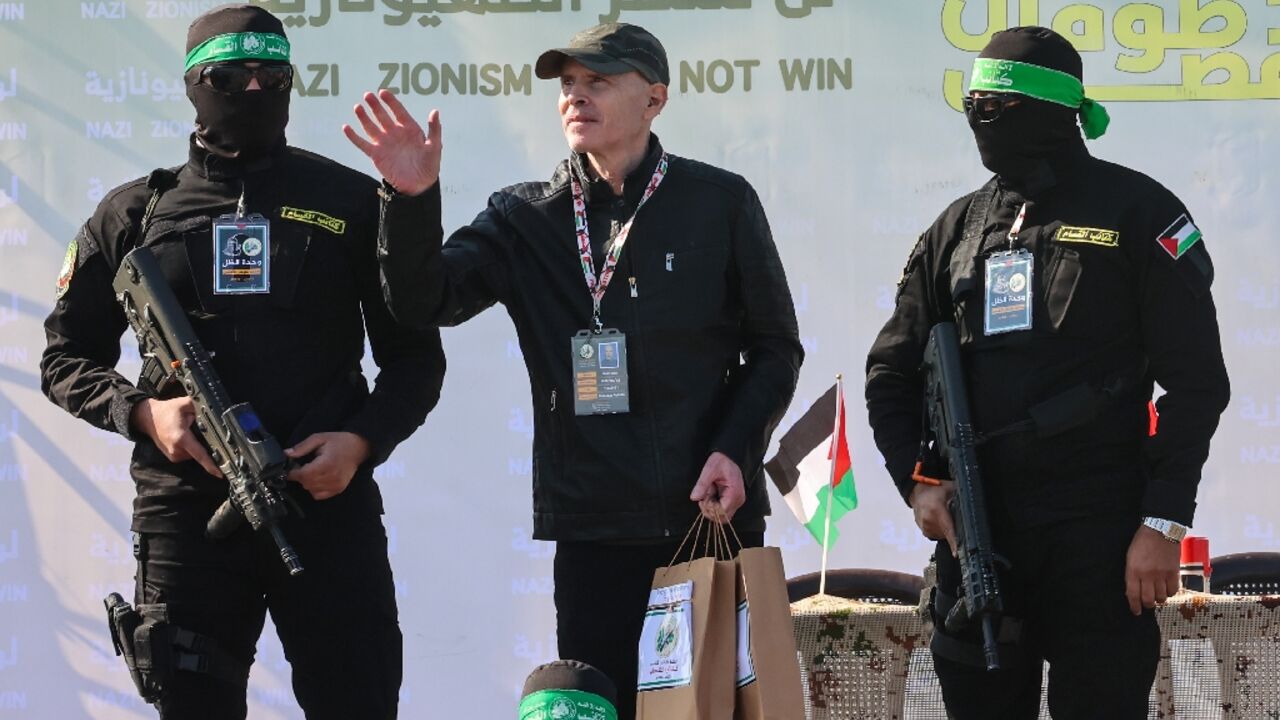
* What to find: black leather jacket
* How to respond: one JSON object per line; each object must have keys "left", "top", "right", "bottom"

{"left": 378, "top": 137, "right": 803, "bottom": 542}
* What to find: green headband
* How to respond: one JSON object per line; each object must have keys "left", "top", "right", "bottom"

{"left": 969, "top": 58, "right": 1110, "bottom": 140}
{"left": 184, "top": 32, "right": 290, "bottom": 73}
{"left": 519, "top": 689, "right": 618, "bottom": 720}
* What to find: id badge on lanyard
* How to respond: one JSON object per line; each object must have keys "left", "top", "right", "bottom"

{"left": 572, "top": 329, "right": 631, "bottom": 415}
{"left": 212, "top": 213, "right": 271, "bottom": 295}
{"left": 984, "top": 202, "right": 1034, "bottom": 335}
{"left": 568, "top": 153, "right": 669, "bottom": 416}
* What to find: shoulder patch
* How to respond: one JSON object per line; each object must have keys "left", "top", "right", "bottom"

{"left": 55, "top": 240, "right": 77, "bottom": 298}
{"left": 279, "top": 206, "right": 347, "bottom": 235}
{"left": 1055, "top": 225, "right": 1118, "bottom": 248}
{"left": 1156, "top": 214, "right": 1202, "bottom": 260}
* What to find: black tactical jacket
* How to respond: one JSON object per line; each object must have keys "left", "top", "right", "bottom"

{"left": 41, "top": 140, "right": 445, "bottom": 532}
{"left": 866, "top": 141, "right": 1229, "bottom": 528}
{"left": 378, "top": 137, "right": 803, "bottom": 542}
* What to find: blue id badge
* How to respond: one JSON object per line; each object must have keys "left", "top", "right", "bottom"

{"left": 984, "top": 249, "right": 1033, "bottom": 335}
{"left": 212, "top": 214, "right": 270, "bottom": 295}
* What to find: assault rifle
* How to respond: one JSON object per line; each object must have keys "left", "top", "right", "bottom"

{"left": 921, "top": 322, "right": 1002, "bottom": 670}
{"left": 114, "top": 247, "right": 303, "bottom": 576}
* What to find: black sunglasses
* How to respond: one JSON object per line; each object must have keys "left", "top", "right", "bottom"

{"left": 963, "top": 93, "right": 1022, "bottom": 122}
{"left": 198, "top": 63, "right": 293, "bottom": 93}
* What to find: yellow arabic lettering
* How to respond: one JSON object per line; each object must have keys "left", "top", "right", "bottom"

{"left": 1270, "top": 0, "right": 1280, "bottom": 46}
{"left": 378, "top": 0, "right": 563, "bottom": 26}
{"left": 258, "top": 0, "right": 309, "bottom": 26}
{"left": 943, "top": 68, "right": 966, "bottom": 111}
{"left": 259, "top": 0, "right": 308, "bottom": 12}
{"left": 600, "top": 0, "right": 750, "bottom": 24}
{"left": 1085, "top": 52, "right": 1280, "bottom": 101}
{"left": 777, "top": 0, "right": 833, "bottom": 20}
{"left": 381, "top": 0, "right": 437, "bottom": 27}
{"left": 1052, "top": 4, "right": 1105, "bottom": 52}
{"left": 1113, "top": 3, "right": 1165, "bottom": 73}
{"left": 1114, "top": 0, "right": 1246, "bottom": 74}
{"left": 310, "top": 0, "right": 332, "bottom": 24}
{"left": 942, "top": 0, "right": 1040, "bottom": 52}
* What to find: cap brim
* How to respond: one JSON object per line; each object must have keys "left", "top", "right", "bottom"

{"left": 535, "top": 49, "right": 639, "bottom": 80}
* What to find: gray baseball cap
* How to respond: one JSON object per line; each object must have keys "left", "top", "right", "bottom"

{"left": 535, "top": 23, "right": 670, "bottom": 85}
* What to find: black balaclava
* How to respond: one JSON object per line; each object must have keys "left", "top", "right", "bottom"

{"left": 184, "top": 5, "right": 289, "bottom": 160}
{"left": 969, "top": 26, "right": 1084, "bottom": 182}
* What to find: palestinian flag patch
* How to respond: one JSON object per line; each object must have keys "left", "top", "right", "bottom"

{"left": 55, "top": 240, "right": 77, "bottom": 298}
{"left": 1156, "top": 214, "right": 1202, "bottom": 260}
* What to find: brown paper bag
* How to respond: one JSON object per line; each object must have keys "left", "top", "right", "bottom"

{"left": 636, "top": 523, "right": 737, "bottom": 720}
{"left": 733, "top": 547, "right": 806, "bottom": 720}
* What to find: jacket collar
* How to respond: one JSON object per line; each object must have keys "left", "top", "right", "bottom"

{"left": 186, "top": 134, "right": 287, "bottom": 181}
{"left": 567, "top": 134, "right": 665, "bottom": 208}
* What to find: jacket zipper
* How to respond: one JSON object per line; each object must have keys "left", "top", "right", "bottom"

{"left": 630, "top": 265, "right": 670, "bottom": 537}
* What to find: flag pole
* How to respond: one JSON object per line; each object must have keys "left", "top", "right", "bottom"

{"left": 819, "top": 373, "right": 843, "bottom": 597}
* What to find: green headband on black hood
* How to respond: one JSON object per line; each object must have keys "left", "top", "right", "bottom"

{"left": 969, "top": 58, "right": 1110, "bottom": 139}
{"left": 185, "top": 32, "right": 290, "bottom": 72}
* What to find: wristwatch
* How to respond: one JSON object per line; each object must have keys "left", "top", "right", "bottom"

{"left": 1141, "top": 516, "right": 1189, "bottom": 544}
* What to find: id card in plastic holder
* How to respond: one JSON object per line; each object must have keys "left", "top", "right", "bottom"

{"left": 212, "top": 213, "right": 270, "bottom": 295}
{"left": 572, "top": 328, "right": 630, "bottom": 415}
{"left": 984, "top": 249, "right": 1033, "bottom": 335}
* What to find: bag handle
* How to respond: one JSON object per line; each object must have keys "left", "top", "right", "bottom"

{"left": 664, "top": 508, "right": 746, "bottom": 570}
{"left": 666, "top": 514, "right": 707, "bottom": 569}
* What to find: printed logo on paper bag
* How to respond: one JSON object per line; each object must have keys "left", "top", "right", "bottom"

{"left": 637, "top": 581, "right": 693, "bottom": 691}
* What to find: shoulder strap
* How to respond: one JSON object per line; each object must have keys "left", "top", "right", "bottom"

{"left": 948, "top": 178, "right": 998, "bottom": 305}
{"left": 127, "top": 166, "right": 181, "bottom": 255}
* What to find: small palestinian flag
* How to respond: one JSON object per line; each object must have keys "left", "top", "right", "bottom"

{"left": 1157, "top": 214, "right": 1202, "bottom": 260}
{"left": 764, "top": 383, "right": 858, "bottom": 548}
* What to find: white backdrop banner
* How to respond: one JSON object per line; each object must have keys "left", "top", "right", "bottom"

{"left": 0, "top": 1, "right": 1277, "bottom": 717}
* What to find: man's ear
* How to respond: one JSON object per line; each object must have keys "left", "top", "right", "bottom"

{"left": 645, "top": 83, "right": 669, "bottom": 118}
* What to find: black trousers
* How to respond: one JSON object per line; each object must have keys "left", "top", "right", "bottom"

{"left": 930, "top": 513, "right": 1159, "bottom": 719}
{"left": 133, "top": 499, "right": 401, "bottom": 719}
{"left": 554, "top": 529, "right": 764, "bottom": 720}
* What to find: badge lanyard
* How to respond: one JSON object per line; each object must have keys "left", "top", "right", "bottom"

{"left": 1006, "top": 202, "right": 1028, "bottom": 248}
{"left": 570, "top": 153, "right": 669, "bottom": 332}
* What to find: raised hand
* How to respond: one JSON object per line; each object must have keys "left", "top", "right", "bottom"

{"left": 344, "top": 89, "right": 442, "bottom": 196}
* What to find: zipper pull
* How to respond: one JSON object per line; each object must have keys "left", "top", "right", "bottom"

{"left": 629, "top": 277, "right": 638, "bottom": 298}
{"left": 550, "top": 390, "right": 557, "bottom": 411}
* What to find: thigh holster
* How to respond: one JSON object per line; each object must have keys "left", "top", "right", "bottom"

{"left": 104, "top": 593, "right": 250, "bottom": 703}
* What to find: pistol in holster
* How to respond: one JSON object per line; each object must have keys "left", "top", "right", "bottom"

{"left": 104, "top": 593, "right": 249, "bottom": 704}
